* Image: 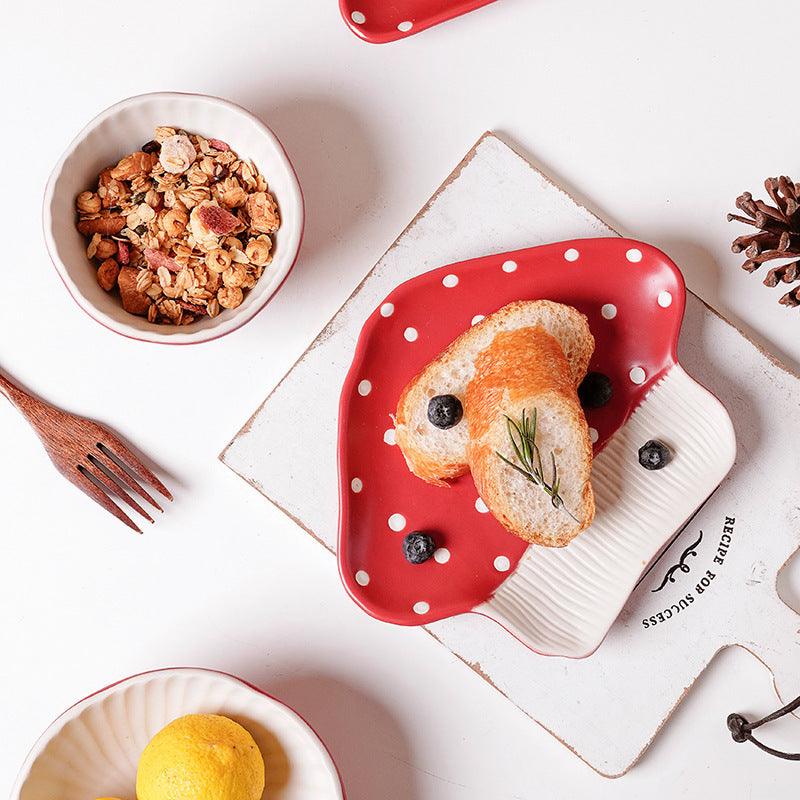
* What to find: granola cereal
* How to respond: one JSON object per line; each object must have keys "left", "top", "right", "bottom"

{"left": 74, "top": 127, "right": 280, "bottom": 325}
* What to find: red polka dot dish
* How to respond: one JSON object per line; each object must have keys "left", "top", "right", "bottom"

{"left": 340, "top": 0, "right": 497, "bottom": 44}
{"left": 337, "top": 238, "right": 736, "bottom": 657}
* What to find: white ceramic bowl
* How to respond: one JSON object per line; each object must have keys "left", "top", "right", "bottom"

{"left": 44, "top": 92, "right": 304, "bottom": 344}
{"left": 12, "top": 668, "right": 345, "bottom": 800}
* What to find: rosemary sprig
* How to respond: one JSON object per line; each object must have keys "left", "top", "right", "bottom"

{"left": 495, "top": 408, "right": 579, "bottom": 523}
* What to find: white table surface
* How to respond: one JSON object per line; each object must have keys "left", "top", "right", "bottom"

{"left": 2, "top": 1, "right": 799, "bottom": 797}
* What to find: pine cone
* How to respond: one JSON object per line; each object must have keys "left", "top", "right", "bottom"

{"left": 727, "top": 176, "right": 800, "bottom": 307}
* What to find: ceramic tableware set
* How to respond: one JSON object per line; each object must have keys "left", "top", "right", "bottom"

{"left": 10, "top": 3, "right": 800, "bottom": 797}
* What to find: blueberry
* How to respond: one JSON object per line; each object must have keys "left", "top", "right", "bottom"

{"left": 141, "top": 139, "right": 161, "bottom": 154}
{"left": 578, "top": 372, "right": 613, "bottom": 409}
{"left": 638, "top": 440, "right": 672, "bottom": 470}
{"left": 403, "top": 531, "right": 436, "bottom": 564}
{"left": 427, "top": 394, "right": 463, "bottom": 429}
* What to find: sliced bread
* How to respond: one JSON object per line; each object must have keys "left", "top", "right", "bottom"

{"left": 394, "top": 300, "right": 594, "bottom": 486}
{"left": 465, "top": 326, "right": 595, "bottom": 546}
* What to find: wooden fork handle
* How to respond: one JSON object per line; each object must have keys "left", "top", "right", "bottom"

{"left": 0, "top": 370, "right": 54, "bottom": 426}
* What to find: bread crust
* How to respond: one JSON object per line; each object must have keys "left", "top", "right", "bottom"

{"left": 466, "top": 327, "right": 595, "bottom": 546}
{"left": 395, "top": 300, "right": 594, "bottom": 486}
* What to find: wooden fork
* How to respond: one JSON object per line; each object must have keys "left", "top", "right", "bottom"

{"left": 0, "top": 369, "right": 172, "bottom": 533}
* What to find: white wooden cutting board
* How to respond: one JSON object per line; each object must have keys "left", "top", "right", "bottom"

{"left": 221, "top": 133, "right": 800, "bottom": 776}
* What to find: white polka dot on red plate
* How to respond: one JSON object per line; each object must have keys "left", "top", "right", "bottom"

{"left": 434, "top": 548, "right": 450, "bottom": 564}
{"left": 657, "top": 291, "right": 673, "bottom": 308}
{"left": 388, "top": 513, "right": 406, "bottom": 532}
{"left": 404, "top": 327, "right": 418, "bottom": 342}
{"left": 398, "top": 20, "right": 413, "bottom": 32}
{"left": 564, "top": 248, "right": 580, "bottom": 262}
{"left": 380, "top": 302, "right": 394, "bottom": 317}
{"left": 351, "top": 478, "right": 363, "bottom": 493}
{"left": 383, "top": 428, "right": 396, "bottom": 445}
{"left": 502, "top": 260, "right": 518, "bottom": 273}
{"left": 494, "top": 556, "right": 511, "bottom": 572}
{"left": 589, "top": 427, "right": 599, "bottom": 444}
{"left": 626, "top": 248, "right": 643, "bottom": 263}
{"left": 471, "top": 314, "right": 485, "bottom": 326}
{"left": 358, "top": 380, "right": 371, "bottom": 396}
{"left": 413, "top": 600, "right": 429, "bottom": 614}
{"left": 475, "top": 498, "right": 489, "bottom": 513}
{"left": 629, "top": 366, "right": 647, "bottom": 385}
{"left": 351, "top": 10, "right": 366, "bottom": 24}
{"left": 442, "top": 274, "right": 459, "bottom": 288}
{"left": 601, "top": 303, "right": 617, "bottom": 319}
{"left": 355, "top": 570, "right": 369, "bottom": 586}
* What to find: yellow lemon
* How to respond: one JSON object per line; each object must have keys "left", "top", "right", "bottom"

{"left": 136, "top": 713, "right": 265, "bottom": 800}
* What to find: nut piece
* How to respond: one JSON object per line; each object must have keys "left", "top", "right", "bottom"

{"left": 96, "top": 258, "right": 120, "bottom": 291}
{"left": 77, "top": 215, "right": 126, "bottom": 236}
{"left": 95, "top": 238, "right": 118, "bottom": 260}
{"left": 110, "top": 151, "right": 158, "bottom": 181}
{"left": 117, "top": 267, "right": 151, "bottom": 316}
{"left": 159, "top": 134, "right": 197, "bottom": 174}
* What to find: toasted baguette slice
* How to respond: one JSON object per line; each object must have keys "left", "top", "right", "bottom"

{"left": 394, "top": 300, "right": 594, "bottom": 486}
{"left": 466, "top": 326, "right": 595, "bottom": 546}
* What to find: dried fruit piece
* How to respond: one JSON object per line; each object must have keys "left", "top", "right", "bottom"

{"left": 96, "top": 258, "right": 120, "bottom": 291}
{"left": 208, "top": 138, "right": 230, "bottom": 151}
{"left": 144, "top": 247, "right": 181, "bottom": 273}
{"left": 117, "top": 267, "right": 151, "bottom": 316}
{"left": 117, "top": 240, "right": 130, "bottom": 265}
{"left": 197, "top": 203, "right": 240, "bottom": 236}
{"left": 178, "top": 299, "right": 207, "bottom": 315}
{"left": 77, "top": 215, "right": 126, "bottom": 236}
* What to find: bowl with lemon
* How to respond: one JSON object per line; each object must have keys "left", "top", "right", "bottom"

{"left": 12, "top": 668, "right": 344, "bottom": 800}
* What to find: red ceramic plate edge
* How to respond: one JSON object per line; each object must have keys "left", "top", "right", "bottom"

{"left": 336, "top": 238, "right": 687, "bottom": 629}
{"left": 339, "top": 0, "right": 498, "bottom": 44}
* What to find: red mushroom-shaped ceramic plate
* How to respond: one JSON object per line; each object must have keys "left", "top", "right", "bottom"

{"left": 340, "top": 0, "right": 496, "bottom": 44}
{"left": 338, "top": 239, "right": 736, "bottom": 658}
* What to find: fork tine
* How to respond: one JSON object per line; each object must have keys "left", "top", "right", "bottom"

{"left": 96, "top": 440, "right": 172, "bottom": 501}
{"left": 73, "top": 466, "right": 141, "bottom": 533}
{"left": 81, "top": 462, "right": 154, "bottom": 524}
{"left": 89, "top": 451, "right": 163, "bottom": 512}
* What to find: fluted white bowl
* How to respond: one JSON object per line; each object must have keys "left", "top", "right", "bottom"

{"left": 12, "top": 668, "right": 344, "bottom": 800}
{"left": 44, "top": 92, "right": 304, "bottom": 344}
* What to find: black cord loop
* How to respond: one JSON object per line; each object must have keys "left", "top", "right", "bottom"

{"left": 727, "top": 693, "right": 800, "bottom": 760}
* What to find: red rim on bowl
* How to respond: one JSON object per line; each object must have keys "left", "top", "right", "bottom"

{"left": 42, "top": 92, "right": 305, "bottom": 346}
{"left": 12, "top": 667, "right": 346, "bottom": 799}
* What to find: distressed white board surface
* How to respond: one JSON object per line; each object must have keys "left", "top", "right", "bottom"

{"left": 221, "top": 133, "right": 800, "bottom": 776}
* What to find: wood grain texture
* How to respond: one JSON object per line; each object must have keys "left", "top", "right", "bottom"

{"left": 0, "top": 370, "right": 171, "bottom": 532}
